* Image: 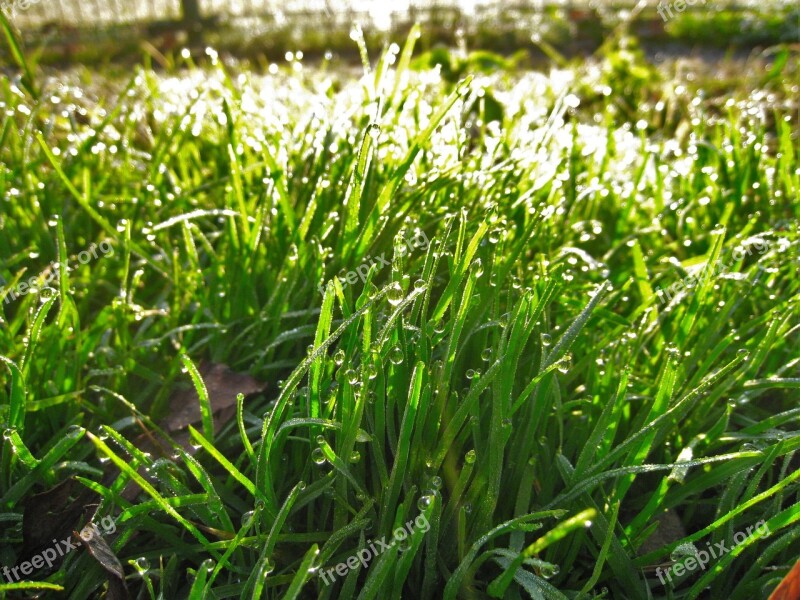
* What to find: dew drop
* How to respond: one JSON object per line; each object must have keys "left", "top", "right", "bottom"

{"left": 389, "top": 345, "right": 403, "bottom": 365}
{"left": 200, "top": 559, "right": 215, "bottom": 573}
{"left": 387, "top": 282, "right": 404, "bottom": 305}
{"left": 132, "top": 557, "right": 150, "bottom": 572}
{"left": 345, "top": 368, "right": 359, "bottom": 384}
{"left": 365, "top": 363, "right": 378, "bottom": 379}
{"left": 262, "top": 558, "right": 275, "bottom": 575}
{"left": 333, "top": 349, "right": 346, "bottom": 366}
{"left": 417, "top": 494, "right": 434, "bottom": 510}
{"left": 311, "top": 448, "right": 326, "bottom": 465}
{"left": 539, "top": 563, "right": 560, "bottom": 579}
{"left": 241, "top": 510, "right": 256, "bottom": 527}
{"left": 557, "top": 352, "right": 572, "bottom": 374}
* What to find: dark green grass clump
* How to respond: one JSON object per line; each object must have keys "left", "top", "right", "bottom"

{"left": 0, "top": 24, "right": 799, "bottom": 600}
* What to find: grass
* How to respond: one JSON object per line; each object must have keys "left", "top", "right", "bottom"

{"left": 0, "top": 16, "right": 799, "bottom": 600}
{"left": 4, "top": 2, "right": 799, "bottom": 67}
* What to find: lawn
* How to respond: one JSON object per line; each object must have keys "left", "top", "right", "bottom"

{"left": 1, "top": 13, "right": 799, "bottom": 600}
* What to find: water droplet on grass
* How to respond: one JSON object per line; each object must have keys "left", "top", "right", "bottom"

{"left": 334, "top": 349, "right": 345, "bottom": 366}
{"left": 387, "top": 283, "right": 404, "bottom": 305}
{"left": 312, "top": 448, "right": 326, "bottom": 465}
{"left": 418, "top": 494, "right": 434, "bottom": 509}
{"left": 200, "top": 559, "right": 215, "bottom": 573}
{"left": 133, "top": 557, "right": 150, "bottom": 571}
{"left": 539, "top": 563, "right": 560, "bottom": 579}
{"left": 262, "top": 558, "right": 275, "bottom": 575}
{"left": 241, "top": 511, "right": 256, "bottom": 527}
{"left": 389, "top": 346, "right": 403, "bottom": 364}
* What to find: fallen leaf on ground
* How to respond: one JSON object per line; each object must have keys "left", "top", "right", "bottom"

{"left": 164, "top": 361, "right": 266, "bottom": 433}
{"left": 18, "top": 478, "right": 99, "bottom": 567}
{"left": 80, "top": 528, "right": 130, "bottom": 600}
{"left": 116, "top": 361, "right": 266, "bottom": 502}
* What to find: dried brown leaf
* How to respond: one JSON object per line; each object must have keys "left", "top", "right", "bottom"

{"left": 79, "top": 528, "right": 129, "bottom": 600}
{"left": 769, "top": 558, "right": 800, "bottom": 600}
{"left": 163, "top": 361, "right": 266, "bottom": 433}
{"left": 18, "top": 478, "right": 99, "bottom": 566}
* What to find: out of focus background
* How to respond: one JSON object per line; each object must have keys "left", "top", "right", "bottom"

{"left": 3, "top": 0, "right": 798, "bottom": 64}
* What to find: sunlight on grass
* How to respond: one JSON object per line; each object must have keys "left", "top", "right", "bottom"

{"left": 0, "top": 19, "right": 798, "bottom": 600}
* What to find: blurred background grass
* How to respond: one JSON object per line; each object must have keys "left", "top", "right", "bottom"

{"left": 2, "top": 0, "right": 798, "bottom": 66}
